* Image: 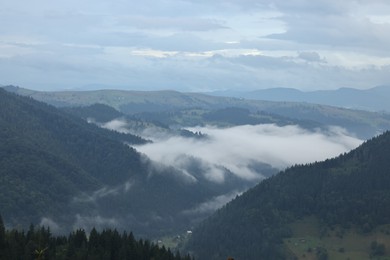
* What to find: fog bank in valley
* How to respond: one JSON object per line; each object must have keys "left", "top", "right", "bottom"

{"left": 134, "top": 124, "right": 363, "bottom": 182}
{"left": 48, "top": 122, "right": 363, "bottom": 234}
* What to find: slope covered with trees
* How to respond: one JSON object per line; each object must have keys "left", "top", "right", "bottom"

{"left": 0, "top": 215, "right": 192, "bottom": 260}
{"left": 0, "top": 88, "right": 148, "bottom": 226}
{"left": 188, "top": 131, "right": 390, "bottom": 259}
{"left": 0, "top": 89, "right": 253, "bottom": 237}
{"left": 63, "top": 103, "right": 124, "bottom": 123}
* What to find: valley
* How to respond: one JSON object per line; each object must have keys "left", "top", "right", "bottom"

{"left": 1, "top": 85, "right": 390, "bottom": 259}
{"left": 3, "top": 1, "right": 390, "bottom": 259}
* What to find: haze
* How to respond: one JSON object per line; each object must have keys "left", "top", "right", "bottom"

{"left": 1, "top": 1, "right": 390, "bottom": 91}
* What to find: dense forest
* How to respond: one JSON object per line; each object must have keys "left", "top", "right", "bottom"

{"left": 188, "top": 131, "right": 390, "bottom": 259}
{"left": 0, "top": 88, "right": 147, "bottom": 227}
{"left": 63, "top": 103, "right": 124, "bottom": 123}
{"left": 0, "top": 215, "right": 192, "bottom": 260}
{"left": 0, "top": 88, "right": 254, "bottom": 236}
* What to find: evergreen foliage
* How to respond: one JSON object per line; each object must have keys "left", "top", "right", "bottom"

{"left": 0, "top": 89, "right": 148, "bottom": 226}
{"left": 63, "top": 103, "right": 124, "bottom": 123}
{"left": 188, "top": 131, "right": 390, "bottom": 259}
{"left": 0, "top": 220, "right": 193, "bottom": 260}
{"left": 0, "top": 89, "right": 251, "bottom": 236}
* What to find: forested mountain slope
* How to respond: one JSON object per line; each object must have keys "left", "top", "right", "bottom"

{"left": 188, "top": 131, "right": 390, "bottom": 259}
{"left": 4, "top": 85, "right": 390, "bottom": 139}
{"left": 0, "top": 89, "right": 147, "bottom": 226}
{"left": 0, "top": 89, "right": 252, "bottom": 236}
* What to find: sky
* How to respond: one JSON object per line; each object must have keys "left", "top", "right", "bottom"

{"left": 1, "top": 0, "right": 390, "bottom": 91}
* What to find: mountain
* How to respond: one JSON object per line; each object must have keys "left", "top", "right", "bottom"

{"left": 0, "top": 89, "right": 256, "bottom": 237}
{"left": 188, "top": 131, "right": 390, "bottom": 259}
{"left": 3, "top": 85, "right": 390, "bottom": 139}
{"left": 0, "top": 88, "right": 146, "bottom": 225}
{"left": 211, "top": 85, "right": 390, "bottom": 112}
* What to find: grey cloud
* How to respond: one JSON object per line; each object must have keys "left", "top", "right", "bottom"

{"left": 2, "top": 0, "right": 390, "bottom": 91}
{"left": 144, "top": 33, "right": 230, "bottom": 52}
{"left": 115, "top": 15, "right": 229, "bottom": 32}
{"left": 227, "top": 54, "right": 297, "bottom": 69}
{"left": 272, "top": 0, "right": 352, "bottom": 15}
{"left": 297, "top": 51, "right": 325, "bottom": 63}
{"left": 2, "top": 45, "right": 390, "bottom": 92}
{"left": 207, "top": 54, "right": 390, "bottom": 90}
{"left": 267, "top": 5, "right": 390, "bottom": 54}
{"left": 180, "top": 0, "right": 351, "bottom": 14}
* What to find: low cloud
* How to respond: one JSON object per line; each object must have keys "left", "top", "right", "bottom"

{"left": 40, "top": 217, "right": 61, "bottom": 234}
{"left": 134, "top": 124, "right": 362, "bottom": 183}
{"left": 101, "top": 118, "right": 173, "bottom": 140}
{"left": 182, "top": 191, "right": 241, "bottom": 215}
{"left": 102, "top": 118, "right": 131, "bottom": 133}
{"left": 73, "top": 214, "right": 119, "bottom": 231}
{"left": 141, "top": 155, "right": 199, "bottom": 184}
{"left": 73, "top": 180, "right": 134, "bottom": 204}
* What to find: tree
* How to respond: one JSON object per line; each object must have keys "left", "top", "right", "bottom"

{"left": 0, "top": 214, "right": 9, "bottom": 259}
{"left": 0, "top": 214, "right": 5, "bottom": 247}
{"left": 370, "top": 241, "right": 385, "bottom": 257}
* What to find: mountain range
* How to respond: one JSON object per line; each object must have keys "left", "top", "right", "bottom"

{"left": 3, "top": 85, "right": 390, "bottom": 139}
{"left": 210, "top": 85, "right": 390, "bottom": 112}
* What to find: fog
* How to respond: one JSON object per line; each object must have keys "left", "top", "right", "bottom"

{"left": 134, "top": 124, "right": 363, "bottom": 182}
{"left": 73, "top": 181, "right": 134, "bottom": 204}
{"left": 53, "top": 122, "right": 364, "bottom": 234}
{"left": 40, "top": 217, "right": 61, "bottom": 234}
{"left": 182, "top": 191, "right": 242, "bottom": 216}
{"left": 73, "top": 214, "right": 119, "bottom": 231}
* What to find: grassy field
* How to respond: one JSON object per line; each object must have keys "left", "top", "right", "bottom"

{"left": 284, "top": 217, "right": 390, "bottom": 260}
{"left": 156, "top": 231, "right": 193, "bottom": 251}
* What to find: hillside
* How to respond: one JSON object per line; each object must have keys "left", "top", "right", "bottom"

{"left": 0, "top": 88, "right": 148, "bottom": 225}
{"left": 188, "top": 131, "right": 390, "bottom": 259}
{"left": 0, "top": 89, "right": 254, "bottom": 237}
{"left": 3, "top": 86, "right": 390, "bottom": 139}
{"left": 211, "top": 85, "right": 390, "bottom": 112}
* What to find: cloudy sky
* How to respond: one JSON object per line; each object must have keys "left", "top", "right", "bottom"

{"left": 1, "top": 0, "right": 390, "bottom": 91}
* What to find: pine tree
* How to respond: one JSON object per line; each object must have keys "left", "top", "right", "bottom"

{"left": 0, "top": 214, "right": 8, "bottom": 259}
